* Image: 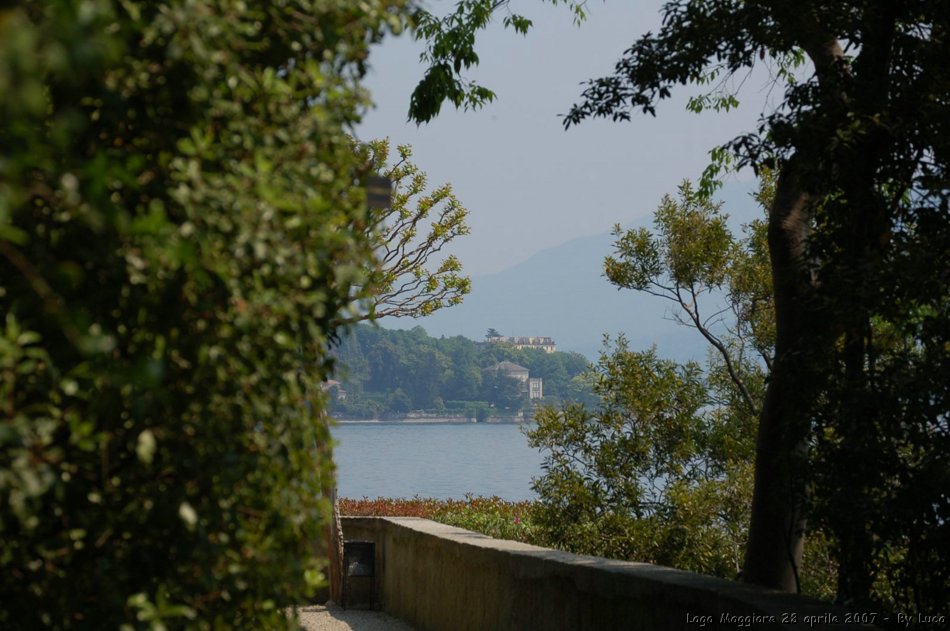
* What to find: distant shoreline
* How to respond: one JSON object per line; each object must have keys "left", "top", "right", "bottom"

{"left": 334, "top": 415, "right": 527, "bottom": 425}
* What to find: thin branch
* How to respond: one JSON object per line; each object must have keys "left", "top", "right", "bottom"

{"left": 680, "top": 284, "right": 759, "bottom": 417}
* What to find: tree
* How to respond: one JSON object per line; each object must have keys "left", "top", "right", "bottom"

{"left": 407, "top": 0, "right": 950, "bottom": 611}
{"left": 480, "top": 369, "right": 524, "bottom": 411}
{"left": 405, "top": 346, "right": 450, "bottom": 409}
{"left": 349, "top": 139, "right": 471, "bottom": 321}
{"left": 529, "top": 343, "right": 756, "bottom": 578}
{"left": 0, "top": 1, "right": 404, "bottom": 628}
{"left": 523, "top": 351, "right": 569, "bottom": 398}
{"left": 526, "top": 178, "right": 786, "bottom": 587}
{"left": 367, "top": 340, "right": 405, "bottom": 392}
{"left": 605, "top": 178, "right": 775, "bottom": 418}
{"left": 560, "top": 2, "right": 950, "bottom": 604}
{"left": 441, "top": 336, "right": 483, "bottom": 401}
{"left": 388, "top": 389, "right": 413, "bottom": 414}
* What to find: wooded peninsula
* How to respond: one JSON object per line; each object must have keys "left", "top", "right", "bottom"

{"left": 328, "top": 326, "right": 593, "bottom": 420}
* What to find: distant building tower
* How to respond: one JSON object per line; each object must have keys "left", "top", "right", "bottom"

{"left": 528, "top": 377, "right": 543, "bottom": 400}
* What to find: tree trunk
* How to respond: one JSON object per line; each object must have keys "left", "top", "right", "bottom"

{"left": 742, "top": 159, "right": 830, "bottom": 591}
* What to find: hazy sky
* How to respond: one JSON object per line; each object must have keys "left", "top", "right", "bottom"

{"left": 358, "top": 1, "right": 783, "bottom": 277}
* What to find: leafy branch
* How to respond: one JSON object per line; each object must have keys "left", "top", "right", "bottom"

{"left": 346, "top": 139, "right": 471, "bottom": 322}
{"left": 603, "top": 179, "right": 775, "bottom": 419}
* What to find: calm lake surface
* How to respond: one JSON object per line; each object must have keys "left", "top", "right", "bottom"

{"left": 332, "top": 422, "right": 544, "bottom": 501}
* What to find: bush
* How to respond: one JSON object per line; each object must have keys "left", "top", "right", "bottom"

{"left": 0, "top": 2, "right": 404, "bottom": 628}
{"left": 340, "top": 496, "right": 540, "bottom": 544}
{"left": 526, "top": 344, "right": 756, "bottom": 579}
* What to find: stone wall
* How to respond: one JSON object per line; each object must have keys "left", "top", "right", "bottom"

{"left": 340, "top": 517, "right": 880, "bottom": 631}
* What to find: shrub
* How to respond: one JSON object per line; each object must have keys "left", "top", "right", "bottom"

{"left": 339, "top": 496, "right": 540, "bottom": 544}
{"left": 0, "top": 2, "right": 404, "bottom": 628}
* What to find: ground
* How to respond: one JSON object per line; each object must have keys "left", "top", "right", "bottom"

{"left": 294, "top": 604, "right": 416, "bottom": 631}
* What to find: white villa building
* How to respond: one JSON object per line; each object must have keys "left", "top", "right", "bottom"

{"left": 490, "top": 361, "right": 544, "bottom": 400}
{"left": 486, "top": 335, "right": 556, "bottom": 353}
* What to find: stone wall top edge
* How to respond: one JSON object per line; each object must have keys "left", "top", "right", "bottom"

{"left": 343, "top": 518, "right": 745, "bottom": 588}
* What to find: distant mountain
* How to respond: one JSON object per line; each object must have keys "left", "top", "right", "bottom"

{"left": 382, "top": 180, "right": 761, "bottom": 361}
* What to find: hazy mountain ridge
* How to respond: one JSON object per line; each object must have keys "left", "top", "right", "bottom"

{"left": 382, "top": 180, "right": 761, "bottom": 361}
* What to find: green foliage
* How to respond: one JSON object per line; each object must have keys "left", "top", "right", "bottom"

{"left": 810, "top": 254, "right": 950, "bottom": 613}
{"left": 606, "top": 181, "right": 732, "bottom": 291}
{"left": 606, "top": 177, "right": 774, "bottom": 415}
{"left": 479, "top": 368, "right": 525, "bottom": 411}
{"left": 528, "top": 340, "right": 754, "bottom": 579}
{"left": 559, "top": 0, "right": 950, "bottom": 610}
{"left": 339, "top": 495, "right": 540, "bottom": 544}
{"left": 354, "top": 139, "right": 471, "bottom": 321}
{"left": 407, "top": 0, "right": 588, "bottom": 123}
{"left": 407, "top": 0, "right": 950, "bottom": 613}
{"left": 387, "top": 389, "right": 413, "bottom": 414}
{"left": 530, "top": 171, "right": 940, "bottom": 609}
{"left": 0, "top": 1, "right": 405, "bottom": 628}
{"left": 526, "top": 177, "right": 799, "bottom": 584}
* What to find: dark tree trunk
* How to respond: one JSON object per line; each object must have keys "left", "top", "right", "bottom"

{"left": 742, "top": 159, "right": 831, "bottom": 591}
{"left": 740, "top": 14, "right": 855, "bottom": 590}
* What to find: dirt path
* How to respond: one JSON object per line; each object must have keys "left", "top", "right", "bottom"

{"left": 294, "top": 604, "right": 416, "bottom": 631}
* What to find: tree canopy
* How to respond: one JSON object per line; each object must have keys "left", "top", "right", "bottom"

{"left": 563, "top": 1, "right": 950, "bottom": 606}
{"left": 526, "top": 176, "right": 830, "bottom": 592}
{"left": 0, "top": 1, "right": 405, "bottom": 627}
{"left": 408, "top": 0, "right": 950, "bottom": 616}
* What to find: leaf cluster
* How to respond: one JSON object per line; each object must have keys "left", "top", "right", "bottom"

{"left": 406, "top": 0, "right": 588, "bottom": 123}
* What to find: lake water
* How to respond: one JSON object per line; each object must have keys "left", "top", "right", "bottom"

{"left": 332, "top": 422, "right": 544, "bottom": 501}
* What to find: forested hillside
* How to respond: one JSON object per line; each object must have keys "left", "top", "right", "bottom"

{"left": 330, "top": 325, "right": 593, "bottom": 419}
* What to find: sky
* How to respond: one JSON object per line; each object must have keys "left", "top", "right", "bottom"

{"left": 357, "top": 1, "right": 785, "bottom": 277}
